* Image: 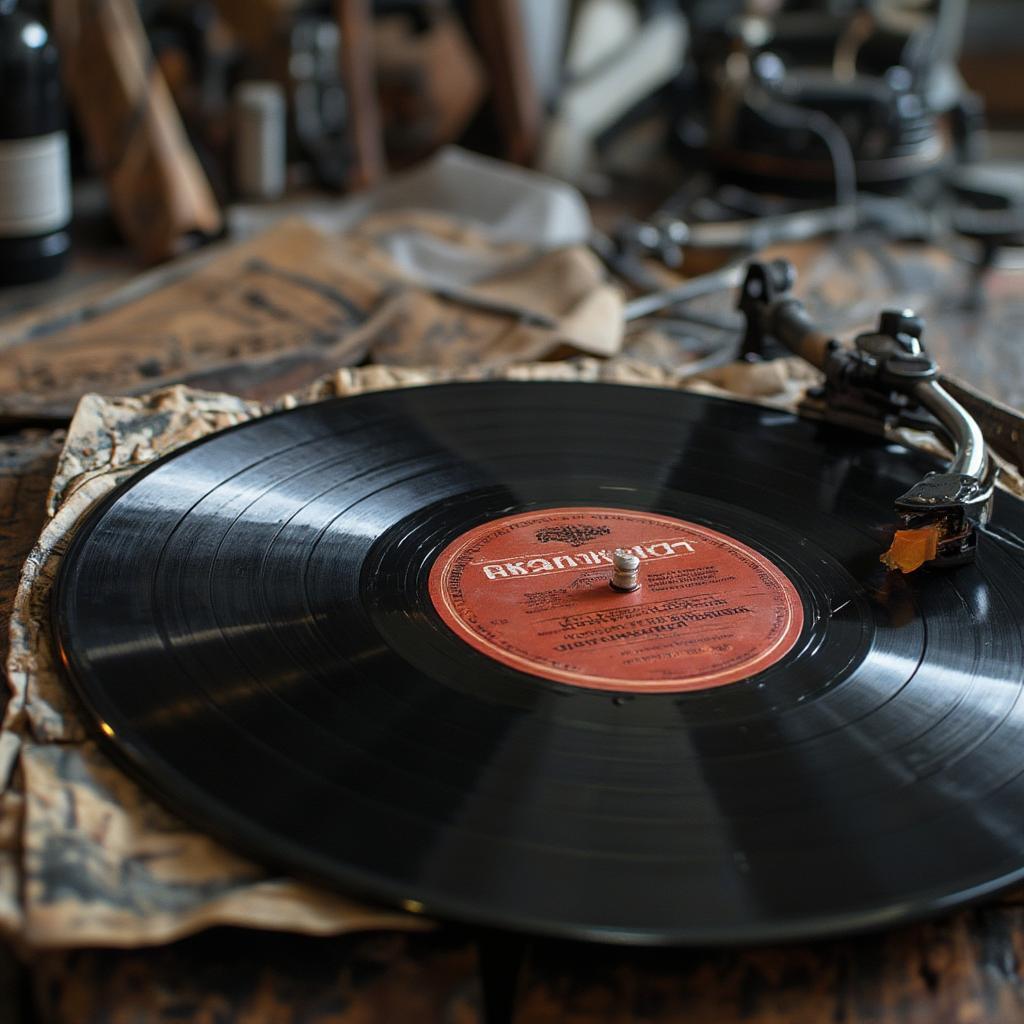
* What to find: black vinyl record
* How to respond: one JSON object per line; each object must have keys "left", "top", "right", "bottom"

{"left": 52, "top": 381, "right": 1024, "bottom": 945}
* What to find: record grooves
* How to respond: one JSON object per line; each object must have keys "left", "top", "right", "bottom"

{"left": 52, "top": 381, "right": 1024, "bottom": 944}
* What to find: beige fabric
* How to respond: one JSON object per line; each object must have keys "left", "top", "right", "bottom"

{"left": 1, "top": 386, "right": 429, "bottom": 950}
{"left": 4, "top": 354, "right": 1022, "bottom": 950}
{"left": 0, "top": 217, "right": 626, "bottom": 422}
{"left": 0, "top": 358, "right": 768, "bottom": 951}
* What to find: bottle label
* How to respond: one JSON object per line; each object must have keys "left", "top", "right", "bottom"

{"left": 0, "top": 131, "right": 71, "bottom": 237}
{"left": 427, "top": 507, "right": 804, "bottom": 693}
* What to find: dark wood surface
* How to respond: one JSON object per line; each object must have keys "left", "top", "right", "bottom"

{"left": 17, "top": 899, "right": 1024, "bottom": 1023}
{"left": 30, "top": 929, "right": 482, "bottom": 1024}
{"left": 3, "top": 233, "right": 1024, "bottom": 1022}
{"left": 0, "top": 430, "right": 63, "bottom": 670}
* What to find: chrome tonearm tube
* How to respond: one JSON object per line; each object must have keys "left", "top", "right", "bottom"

{"left": 736, "top": 259, "right": 996, "bottom": 571}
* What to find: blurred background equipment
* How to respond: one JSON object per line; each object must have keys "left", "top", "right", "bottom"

{"left": 286, "top": 14, "right": 350, "bottom": 187}
{"left": 374, "top": 2, "right": 485, "bottom": 169}
{"left": 335, "top": 0, "right": 386, "bottom": 187}
{"left": 0, "top": 0, "right": 1016, "bottom": 282}
{"left": 679, "top": 0, "right": 972, "bottom": 196}
{"left": 233, "top": 80, "right": 287, "bottom": 199}
{"left": 538, "top": 1, "right": 689, "bottom": 185}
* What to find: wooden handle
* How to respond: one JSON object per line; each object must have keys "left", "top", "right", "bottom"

{"left": 51, "top": 0, "right": 222, "bottom": 264}
{"left": 470, "top": 0, "right": 541, "bottom": 165}
{"left": 335, "top": 0, "right": 386, "bottom": 190}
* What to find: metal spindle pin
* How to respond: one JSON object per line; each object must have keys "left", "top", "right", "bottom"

{"left": 610, "top": 548, "right": 641, "bottom": 592}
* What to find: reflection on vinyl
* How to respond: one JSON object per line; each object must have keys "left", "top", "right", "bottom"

{"left": 52, "top": 382, "right": 1024, "bottom": 944}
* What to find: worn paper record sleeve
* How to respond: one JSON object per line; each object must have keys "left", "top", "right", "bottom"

{"left": 51, "top": 382, "right": 1024, "bottom": 945}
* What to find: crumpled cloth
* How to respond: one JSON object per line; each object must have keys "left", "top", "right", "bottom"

{"left": 0, "top": 212, "right": 625, "bottom": 422}
{"left": 1, "top": 355, "right": 817, "bottom": 951}
{"left": 4, "top": 351, "right": 1022, "bottom": 952}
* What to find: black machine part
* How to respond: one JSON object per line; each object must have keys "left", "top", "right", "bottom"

{"left": 738, "top": 259, "right": 995, "bottom": 568}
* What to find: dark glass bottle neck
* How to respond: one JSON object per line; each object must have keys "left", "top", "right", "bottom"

{"left": 0, "top": 1, "right": 64, "bottom": 139}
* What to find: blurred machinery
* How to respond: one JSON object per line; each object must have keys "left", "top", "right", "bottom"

{"left": 679, "top": 0, "right": 977, "bottom": 197}
{"left": 595, "top": 0, "right": 1024, "bottom": 292}
{"left": 5, "top": 0, "right": 1022, "bottom": 277}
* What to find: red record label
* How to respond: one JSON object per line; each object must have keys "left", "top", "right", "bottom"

{"left": 427, "top": 507, "right": 804, "bottom": 693}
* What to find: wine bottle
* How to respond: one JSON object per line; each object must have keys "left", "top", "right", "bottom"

{"left": 0, "top": 0, "right": 71, "bottom": 285}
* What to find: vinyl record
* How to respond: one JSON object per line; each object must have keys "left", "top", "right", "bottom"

{"left": 52, "top": 381, "right": 1024, "bottom": 944}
